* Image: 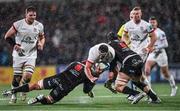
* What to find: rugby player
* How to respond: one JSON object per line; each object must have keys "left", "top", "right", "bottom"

{"left": 3, "top": 60, "right": 109, "bottom": 105}
{"left": 4, "top": 6, "right": 45, "bottom": 103}
{"left": 145, "top": 16, "right": 178, "bottom": 96}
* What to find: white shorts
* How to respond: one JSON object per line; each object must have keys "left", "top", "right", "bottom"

{"left": 13, "top": 57, "right": 36, "bottom": 75}
{"left": 147, "top": 49, "right": 168, "bottom": 67}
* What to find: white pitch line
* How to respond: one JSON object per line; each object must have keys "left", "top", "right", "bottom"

{"left": 0, "top": 94, "right": 170, "bottom": 101}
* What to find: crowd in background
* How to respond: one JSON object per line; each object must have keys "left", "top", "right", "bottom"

{"left": 0, "top": 0, "right": 180, "bottom": 66}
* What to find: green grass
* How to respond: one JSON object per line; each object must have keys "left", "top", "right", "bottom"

{"left": 0, "top": 83, "right": 180, "bottom": 111}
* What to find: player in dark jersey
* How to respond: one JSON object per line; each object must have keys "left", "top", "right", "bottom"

{"left": 2, "top": 61, "right": 109, "bottom": 105}
{"left": 106, "top": 31, "right": 161, "bottom": 104}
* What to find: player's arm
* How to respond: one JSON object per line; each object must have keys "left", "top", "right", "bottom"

{"left": 4, "top": 26, "right": 17, "bottom": 46}
{"left": 117, "top": 25, "right": 125, "bottom": 40}
{"left": 122, "top": 29, "right": 129, "bottom": 45}
{"left": 38, "top": 33, "right": 45, "bottom": 50}
{"left": 85, "top": 61, "right": 98, "bottom": 83}
{"left": 147, "top": 31, "right": 157, "bottom": 52}
{"left": 109, "top": 57, "right": 118, "bottom": 76}
{"left": 37, "top": 24, "right": 45, "bottom": 50}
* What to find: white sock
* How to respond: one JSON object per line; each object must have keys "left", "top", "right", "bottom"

{"left": 144, "top": 76, "right": 151, "bottom": 89}
{"left": 167, "top": 75, "right": 176, "bottom": 88}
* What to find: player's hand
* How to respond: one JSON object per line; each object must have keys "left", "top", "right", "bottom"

{"left": 14, "top": 44, "right": 22, "bottom": 52}
{"left": 37, "top": 42, "right": 44, "bottom": 50}
{"left": 89, "top": 77, "right": 98, "bottom": 83}
{"left": 142, "top": 46, "right": 154, "bottom": 53}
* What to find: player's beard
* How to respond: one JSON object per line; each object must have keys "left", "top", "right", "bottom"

{"left": 26, "top": 18, "right": 35, "bottom": 25}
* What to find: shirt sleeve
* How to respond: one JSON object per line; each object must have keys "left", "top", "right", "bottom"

{"left": 87, "top": 47, "right": 97, "bottom": 63}
{"left": 38, "top": 23, "right": 44, "bottom": 35}
{"left": 13, "top": 21, "right": 21, "bottom": 32}
{"left": 117, "top": 24, "right": 125, "bottom": 38}
{"left": 147, "top": 23, "right": 154, "bottom": 33}
{"left": 123, "top": 23, "right": 128, "bottom": 33}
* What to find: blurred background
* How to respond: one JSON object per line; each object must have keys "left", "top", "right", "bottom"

{"left": 0, "top": 0, "right": 180, "bottom": 84}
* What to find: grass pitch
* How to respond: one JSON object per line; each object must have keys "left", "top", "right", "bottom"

{"left": 0, "top": 83, "right": 180, "bottom": 111}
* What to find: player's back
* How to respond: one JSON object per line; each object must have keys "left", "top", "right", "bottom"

{"left": 61, "top": 61, "right": 88, "bottom": 85}
{"left": 109, "top": 40, "right": 136, "bottom": 63}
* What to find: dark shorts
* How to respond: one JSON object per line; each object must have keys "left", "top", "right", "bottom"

{"left": 42, "top": 74, "right": 75, "bottom": 102}
{"left": 120, "top": 55, "right": 143, "bottom": 77}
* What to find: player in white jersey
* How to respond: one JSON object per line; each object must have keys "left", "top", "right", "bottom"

{"left": 122, "top": 6, "right": 157, "bottom": 100}
{"left": 145, "top": 16, "right": 178, "bottom": 96}
{"left": 122, "top": 7, "right": 157, "bottom": 60}
{"left": 85, "top": 43, "right": 115, "bottom": 83}
{"left": 4, "top": 6, "right": 45, "bottom": 103}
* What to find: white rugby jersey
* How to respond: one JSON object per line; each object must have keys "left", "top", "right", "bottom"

{"left": 87, "top": 43, "right": 115, "bottom": 63}
{"left": 124, "top": 19, "right": 154, "bottom": 53}
{"left": 12, "top": 19, "right": 44, "bottom": 58}
{"left": 154, "top": 28, "right": 168, "bottom": 50}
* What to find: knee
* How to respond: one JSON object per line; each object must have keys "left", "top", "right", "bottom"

{"left": 109, "top": 73, "right": 115, "bottom": 80}
{"left": 145, "top": 67, "right": 151, "bottom": 76}
{"left": 30, "top": 83, "right": 41, "bottom": 90}
{"left": 22, "top": 73, "right": 32, "bottom": 83}
{"left": 115, "top": 83, "right": 125, "bottom": 93}
{"left": 161, "top": 68, "right": 170, "bottom": 78}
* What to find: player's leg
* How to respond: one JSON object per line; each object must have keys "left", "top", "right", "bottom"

{"left": 160, "top": 66, "right": 177, "bottom": 96}
{"left": 83, "top": 80, "right": 95, "bottom": 98}
{"left": 144, "top": 60, "right": 156, "bottom": 88}
{"left": 157, "top": 51, "right": 178, "bottom": 96}
{"left": 115, "top": 72, "right": 140, "bottom": 97}
{"left": 28, "top": 76, "right": 71, "bottom": 105}
{"left": 104, "top": 71, "right": 117, "bottom": 93}
{"left": 20, "top": 58, "right": 36, "bottom": 101}
{"left": 133, "top": 81, "right": 161, "bottom": 103}
{"left": 2, "top": 82, "right": 42, "bottom": 96}
{"left": 9, "top": 58, "right": 23, "bottom": 103}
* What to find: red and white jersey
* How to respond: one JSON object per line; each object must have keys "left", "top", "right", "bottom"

{"left": 87, "top": 43, "right": 115, "bottom": 64}
{"left": 154, "top": 28, "right": 168, "bottom": 50}
{"left": 124, "top": 19, "right": 154, "bottom": 54}
{"left": 13, "top": 19, "right": 44, "bottom": 58}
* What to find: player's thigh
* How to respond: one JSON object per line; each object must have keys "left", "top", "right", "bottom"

{"left": 38, "top": 75, "right": 60, "bottom": 89}
{"left": 160, "top": 66, "right": 169, "bottom": 77}
{"left": 115, "top": 72, "right": 130, "bottom": 87}
{"left": 157, "top": 51, "right": 168, "bottom": 67}
{"left": 145, "top": 60, "right": 156, "bottom": 71}
{"left": 13, "top": 57, "right": 26, "bottom": 75}
{"left": 23, "top": 58, "right": 36, "bottom": 75}
{"left": 49, "top": 86, "right": 67, "bottom": 103}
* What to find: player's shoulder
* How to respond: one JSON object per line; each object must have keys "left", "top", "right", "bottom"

{"left": 90, "top": 43, "right": 112, "bottom": 52}
{"left": 156, "top": 28, "right": 165, "bottom": 33}
{"left": 14, "top": 19, "right": 24, "bottom": 24}
{"left": 34, "top": 20, "right": 43, "bottom": 27}
{"left": 141, "top": 19, "right": 150, "bottom": 25}
{"left": 124, "top": 20, "right": 133, "bottom": 26}
{"left": 120, "top": 24, "right": 125, "bottom": 28}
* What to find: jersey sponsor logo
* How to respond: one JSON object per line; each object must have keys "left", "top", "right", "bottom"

{"left": 131, "top": 35, "right": 141, "bottom": 41}
{"left": 21, "top": 36, "right": 35, "bottom": 44}
{"left": 34, "top": 28, "right": 37, "bottom": 32}
{"left": 129, "top": 27, "right": 134, "bottom": 29}
{"left": 74, "top": 64, "right": 83, "bottom": 71}
{"left": 69, "top": 69, "right": 80, "bottom": 77}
